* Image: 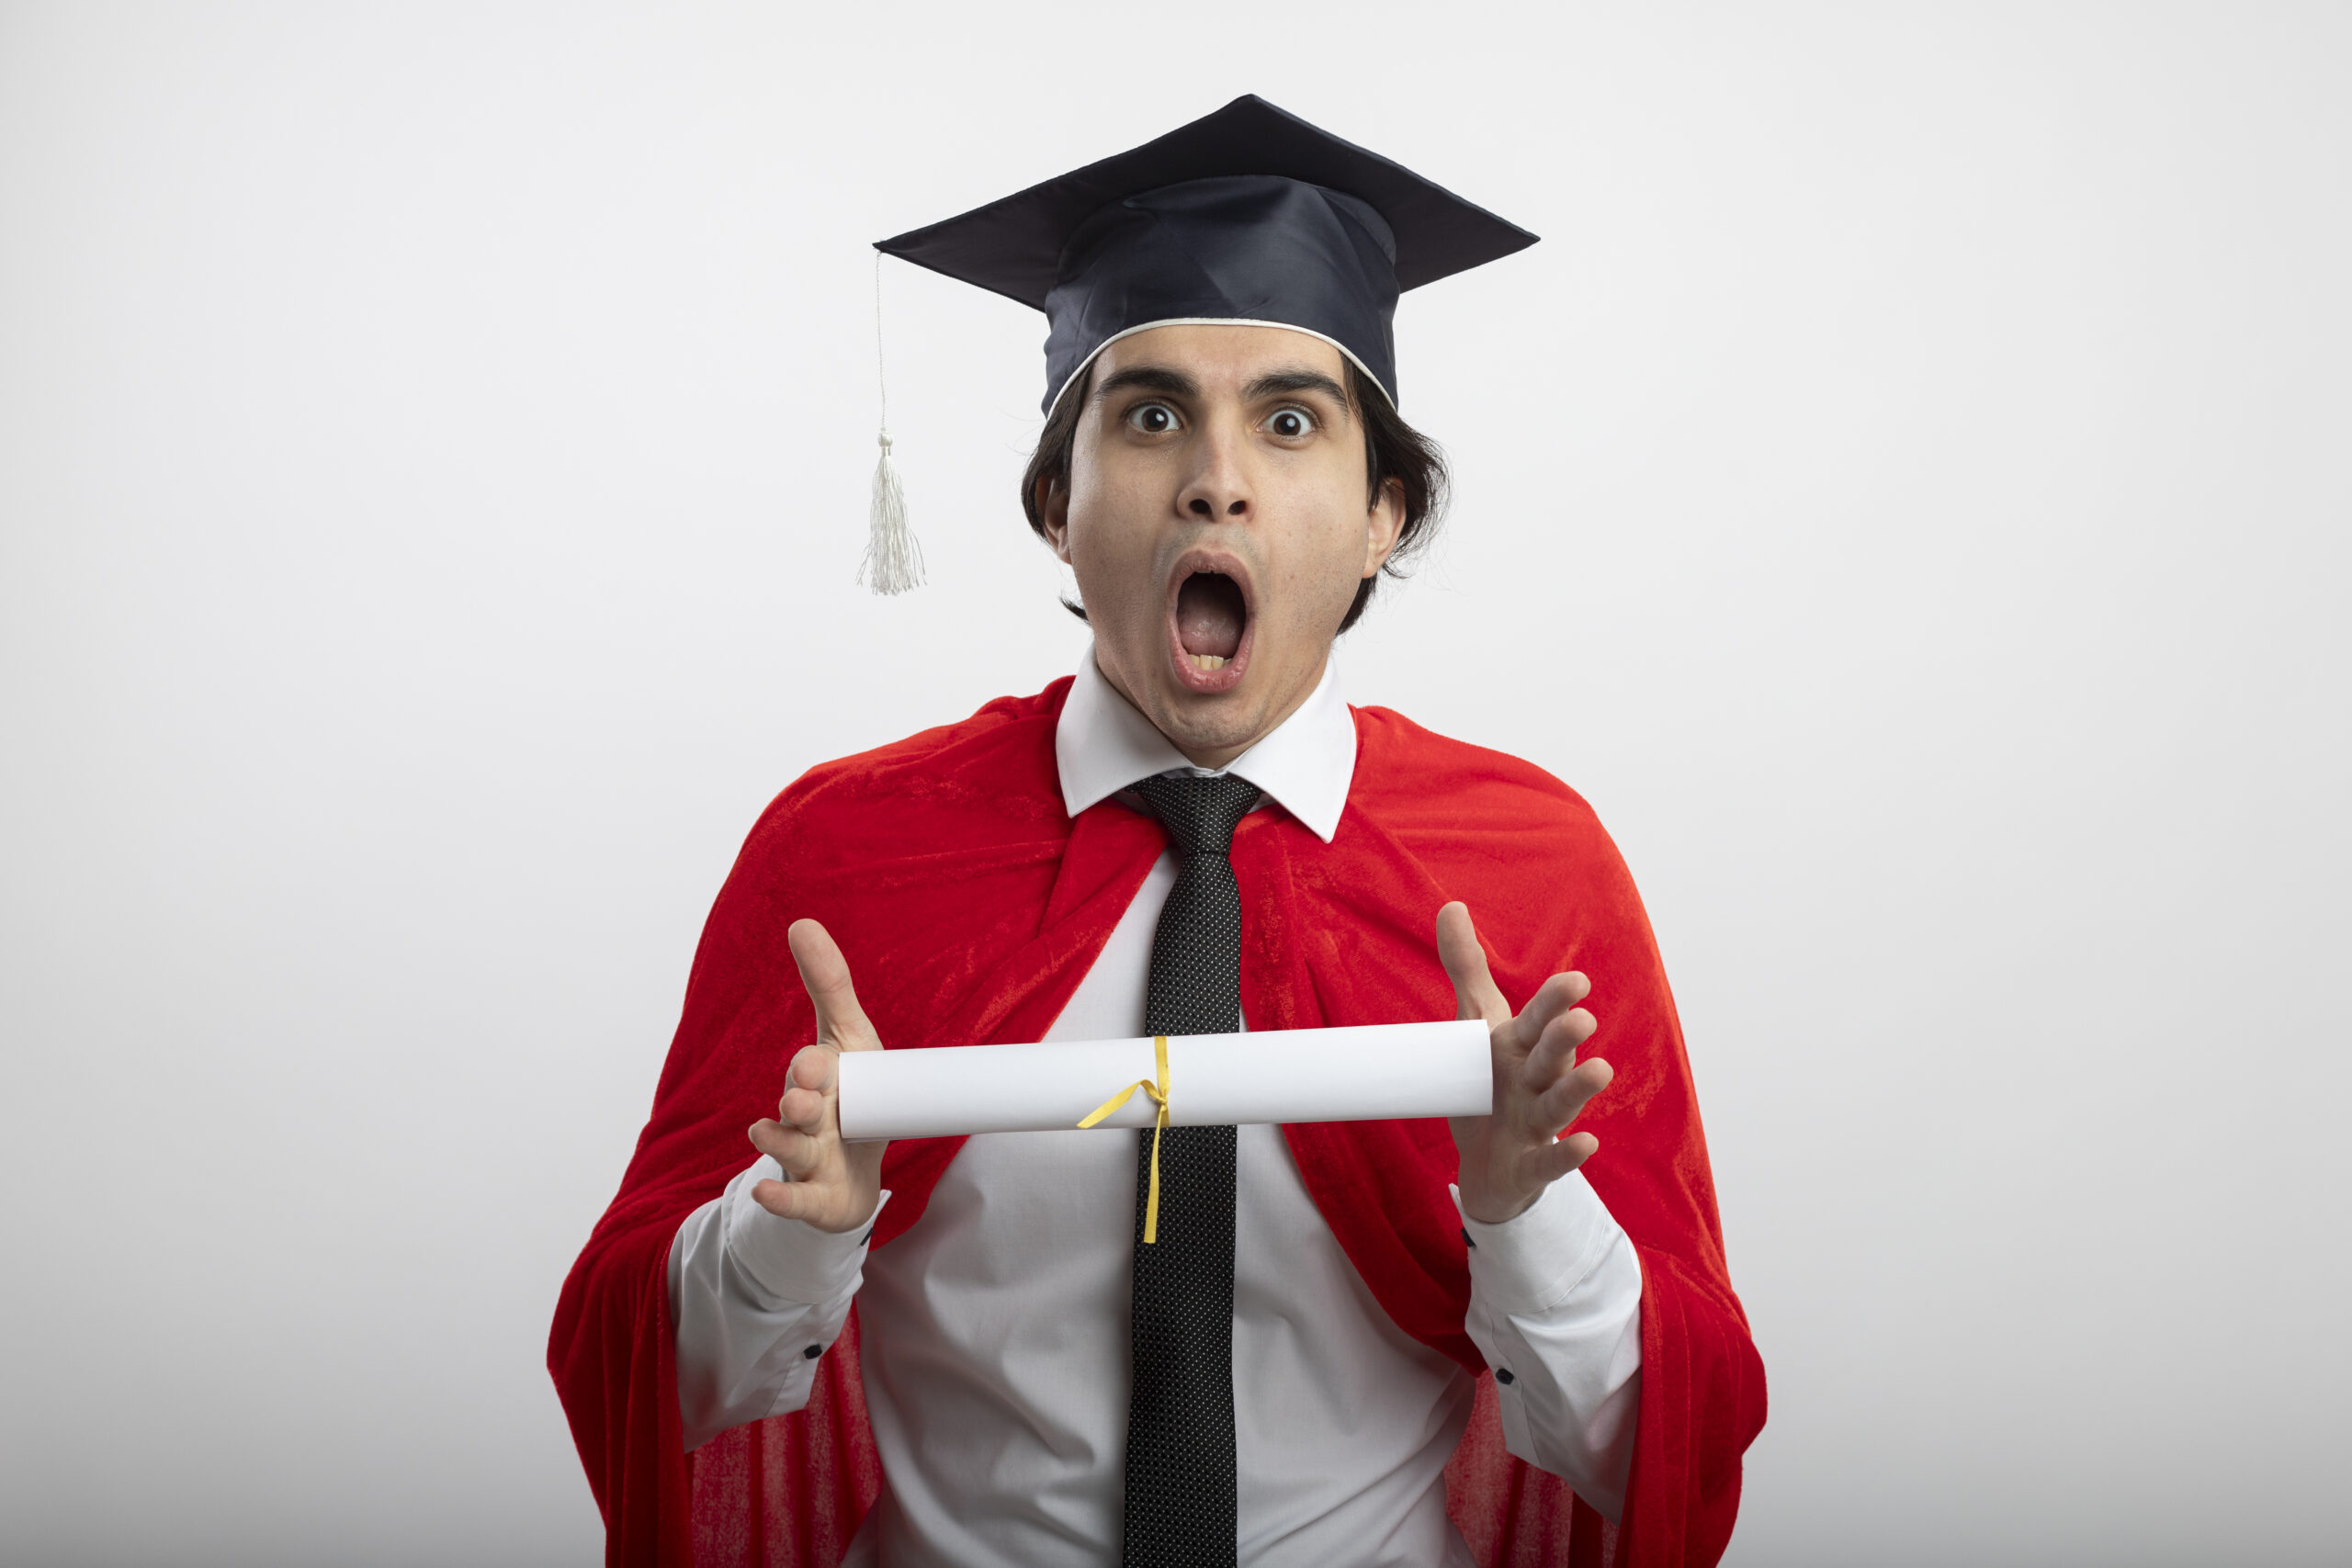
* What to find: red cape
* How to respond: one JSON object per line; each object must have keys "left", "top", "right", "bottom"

{"left": 550, "top": 680, "right": 1765, "bottom": 1566}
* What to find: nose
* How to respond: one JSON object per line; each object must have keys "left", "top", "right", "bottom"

{"left": 1177, "top": 427, "right": 1252, "bottom": 523}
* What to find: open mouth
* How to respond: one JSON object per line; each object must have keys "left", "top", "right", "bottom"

{"left": 1169, "top": 567, "right": 1251, "bottom": 692}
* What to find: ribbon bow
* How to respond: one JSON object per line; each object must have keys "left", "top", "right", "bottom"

{"left": 1077, "top": 1034, "right": 1171, "bottom": 1243}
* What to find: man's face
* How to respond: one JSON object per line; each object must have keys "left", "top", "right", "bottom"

{"left": 1041, "top": 323, "right": 1405, "bottom": 768}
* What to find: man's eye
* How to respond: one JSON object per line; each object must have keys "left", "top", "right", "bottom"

{"left": 1126, "top": 402, "right": 1180, "bottom": 434}
{"left": 1266, "top": 407, "right": 1317, "bottom": 439}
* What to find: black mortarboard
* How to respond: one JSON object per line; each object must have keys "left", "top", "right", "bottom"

{"left": 875, "top": 95, "right": 1538, "bottom": 414}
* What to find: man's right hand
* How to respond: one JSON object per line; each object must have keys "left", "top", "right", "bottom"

{"left": 747, "top": 919, "right": 887, "bottom": 1234}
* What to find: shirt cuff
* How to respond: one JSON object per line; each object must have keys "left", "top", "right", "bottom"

{"left": 721, "top": 1156, "right": 890, "bottom": 1305}
{"left": 1451, "top": 1171, "right": 1627, "bottom": 1316}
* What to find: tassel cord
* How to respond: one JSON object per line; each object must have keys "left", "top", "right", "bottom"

{"left": 859, "top": 251, "right": 923, "bottom": 594}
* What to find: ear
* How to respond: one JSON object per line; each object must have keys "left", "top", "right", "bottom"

{"left": 1362, "top": 475, "right": 1406, "bottom": 578}
{"left": 1038, "top": 475, "right": 1074, "bottom": 566}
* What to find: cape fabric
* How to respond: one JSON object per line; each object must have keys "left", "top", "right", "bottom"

{"left": 550, "top": 679, "right": 1766, "bottom": 1566}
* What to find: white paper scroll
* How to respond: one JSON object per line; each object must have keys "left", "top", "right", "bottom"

{"left": 835, "top": 1019, "right": 1492, "bottom": 1143}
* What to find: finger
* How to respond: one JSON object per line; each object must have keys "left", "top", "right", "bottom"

{"left": 1518, "top": 1005, "right": 1598, "bottom": 1096}
{"left": 1436, "top": 902, "right": 1511, "bottom": 1028}
{"left": 1521, "top": 1130, "right": 1600, "bottom": 1187}
{"left": 749, "top": 1118, "right": 824, "bottom": 1178}
{"left": 788, "top": 919, "right": 880, "bottom": 1053}
{"left": 750, "top": 1177, "right": 823, "bottom": 1223}
{"left": 777, "top": 1082, "right": 828, "bottom": 1136}
{"left": 1516, "top": 972, "right": 1592, "bottom": 1043}
{"left": 1532, "top": 1056, "right": 1614, "bottom": 1134}
{"left": 786, "top": 1043, "right": 839, "bottom": 1099}
{"left": 749, "top": 1117, "right": 810, "bottom": 1169}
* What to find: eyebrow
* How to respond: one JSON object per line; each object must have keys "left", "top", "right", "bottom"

{"left": 1243, "top": 369, "right": 1351, "bottom": 410}
{"left": 1093, "top": 365, "right": 1201, "bottom": 402}
{"left": 1090, "top": 362, "right": 1354, "bottom": 416}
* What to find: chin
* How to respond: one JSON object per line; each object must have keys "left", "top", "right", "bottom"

{"left": 1148, "top": 691, "right": 1270, "bottom": 757}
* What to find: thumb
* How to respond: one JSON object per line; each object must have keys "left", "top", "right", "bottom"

{"left": 1436, "top": 902, "right": 1510, "bottom": 1028}
{"left": 787, "top": 919, "right": 880, "bottom": 1054}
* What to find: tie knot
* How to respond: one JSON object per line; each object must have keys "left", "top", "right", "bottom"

{"left": 1129, "top": 772, "right": 1261, "bottom": 858}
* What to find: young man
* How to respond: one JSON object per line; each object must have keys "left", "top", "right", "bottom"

{"left": 552, "top": 96, "right": 1764, "bottom": 1567}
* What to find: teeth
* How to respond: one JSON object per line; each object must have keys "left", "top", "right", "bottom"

{"left": 1187, "top": 654, "right": 1228, "bottom": 671}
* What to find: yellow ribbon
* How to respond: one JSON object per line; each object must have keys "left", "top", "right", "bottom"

{"left": 1077, "top": 1034, "right": 1171, "bottom": 1244}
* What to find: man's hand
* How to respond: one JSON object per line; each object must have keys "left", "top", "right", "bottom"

{"left": 747, "top": 919, "right": 887, "bottom": 1234}
{"left": 1438, "top": 901, "right": 1615, "bottom": 1225}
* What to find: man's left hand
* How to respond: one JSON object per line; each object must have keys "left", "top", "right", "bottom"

{"left": 1438, "top": 900, "right": 1615, "bottom": 1224}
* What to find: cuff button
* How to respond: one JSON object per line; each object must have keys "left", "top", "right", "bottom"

{"left": 1494, "top": 1367, "right": 1515, "bottom": 1385}
{"left": 803, "top": 1345, "right": 823, "bottom": 1360}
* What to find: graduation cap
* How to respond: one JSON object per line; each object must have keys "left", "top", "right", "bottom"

{"left": 856, "top": 94, "right": 1538, "bottom": 594}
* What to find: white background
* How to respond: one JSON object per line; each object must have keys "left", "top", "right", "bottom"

{"left": 3, "top": 5, "right": 2346, "bottom": 1564}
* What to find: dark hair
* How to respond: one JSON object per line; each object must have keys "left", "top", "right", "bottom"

{"left": 1020, "top": 358, "right": 1448, "bottom": 634}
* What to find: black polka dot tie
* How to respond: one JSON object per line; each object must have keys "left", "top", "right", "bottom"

{"left": 1120, "top": 771, "right": 1260, "bottom": 1568}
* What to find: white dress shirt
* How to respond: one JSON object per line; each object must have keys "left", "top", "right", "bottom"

{"left": 668, "top": 653, "right": 1645, "bottom": 1567}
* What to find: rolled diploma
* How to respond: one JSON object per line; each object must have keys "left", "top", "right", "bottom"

{"left": 836, "top": 1019, "right": 1491, "bottom": 1143}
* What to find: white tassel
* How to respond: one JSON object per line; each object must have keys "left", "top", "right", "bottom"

{"left": 858, "top": 254, "right": 923, "bottom": 595}
{"left": 859, "top": 428, "right": 922, "bottom": 594}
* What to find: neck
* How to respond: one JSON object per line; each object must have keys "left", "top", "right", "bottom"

{"left": 1094, "top": 649, "right": 1328, "bottom": 771}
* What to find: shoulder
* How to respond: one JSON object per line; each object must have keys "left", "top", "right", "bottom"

{"left": 742, "top": 679, "right": 1075, "bottom": 870}
{"left": 1347, "top": 704, "right": 1609, "bottom": 846}
{"left": 1342, "top": 705, "right": 1666, "bottom": 1004}
{"left": 1342, "top": 704, "right": 1647, "bottom": 922}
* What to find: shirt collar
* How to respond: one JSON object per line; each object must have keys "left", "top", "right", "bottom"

{"left": 1055, "top": 648, "right": 1357, "bottom": 843}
